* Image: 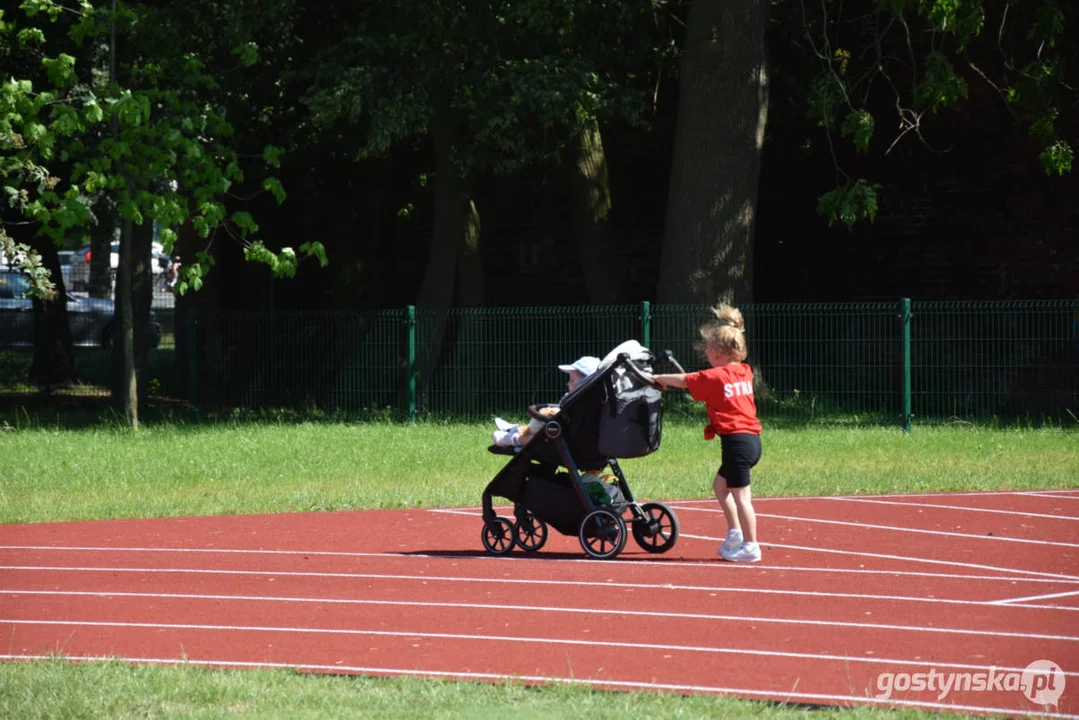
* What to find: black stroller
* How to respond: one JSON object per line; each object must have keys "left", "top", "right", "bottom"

{"left": 480, "top": 341, "right": 680, "bottom": 560}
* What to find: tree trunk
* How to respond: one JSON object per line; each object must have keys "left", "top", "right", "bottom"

{"left": 89, "top": 201, "right": 116, "bottom": 299}
{"left": 456, "top": 199, "right": 483, "bottom": 307}
{"left": 333, "top": 180, "right": 386, "bottom": 309}
{"left": 657, "top": 0, "right": 770, "bottom": 306}
{"left": 173, "top": 219, "right": 197, "bottom": 404}
{"left": 110, "top": 214, "right": 138, "bottom": 428}
{"left": 569, "top": 118, "right": 624, "bottom": 305}
{"left": 27, "top": 237, "right": 77, "bottom": 390}
{"left": 132, "top": 221, "right": 153, "bottom": 406}
{"left": 417, "top": 106, "right": 469, "bottom": 311}
{"left": 453, "top": 199, "right": 486, "bottom": 415}
{"left": 111, "top": 220, "right": 154, "bottom": 417}
{"left": 412, "top": 103, "right": 478, "bottom": 413}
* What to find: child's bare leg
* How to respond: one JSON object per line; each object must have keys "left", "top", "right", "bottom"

{"left": 729, "top": 485, "right": 757, "bottom": 543}
{"left": 713, "top": 473, "right": 740, "bottom": 533}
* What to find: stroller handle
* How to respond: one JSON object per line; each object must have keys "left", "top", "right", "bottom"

{"left": 616, "top": 352, "right": 662, "bottom": 388}
{"left": 526, "top": 403, "right": 559, "bottom": 422}
{"left": 663, "top": 349, "right": 686, "bottom": 374}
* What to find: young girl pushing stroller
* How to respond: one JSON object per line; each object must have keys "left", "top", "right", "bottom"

{"left": 653, "top": 304, "right": 764, "bottom": 563}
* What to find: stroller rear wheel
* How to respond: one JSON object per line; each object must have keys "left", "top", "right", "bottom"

{"left": 481, "top": 517, "right": 516, "bottom": 555}
{"left": 513, "top": 513, "right": 548, "bottom": 552}
{"left": 631, "top": 502, "right": 680, "bottom": 553}
{"left": 578, "top": 509, "right": 627, "bottom": 560}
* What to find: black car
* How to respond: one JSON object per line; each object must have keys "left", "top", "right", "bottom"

{"left": 0, "top": 270, "right": 161, "bottom": 349}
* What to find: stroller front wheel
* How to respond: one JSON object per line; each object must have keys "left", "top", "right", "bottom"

{"left": 514, "top": 513, "right": 548, "bottom": 552}
{"left": 481, "top": 517, "right": 516, "bottom": 555}
{"left": 578, "top": 509, "right": 628, "bottom": 560}
{"left": 631, "top": 502, "right": 680, "bottom": 553}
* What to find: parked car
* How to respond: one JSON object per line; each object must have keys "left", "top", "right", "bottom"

{"left": 57, "top": 250, "right": 75, "bottom": 288}
{"left": 68, "top": 242, "right": 171, "bottom": 292}
{"left": 0, "top": 270, "right": 161, "bottom": 349}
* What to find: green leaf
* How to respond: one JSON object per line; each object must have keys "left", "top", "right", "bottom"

{"left": 262, "top": 145, "right": 283, "bottom": 168}
{"left": 82, "top": 100, "right": 104, "bottom": 124}
{"left": 925, "top": 0, "right": 985, "bottom": 49}
{"left": 915, "top": 52, "right": 968, "bottom": 111}
{"left": 41, "top": 54, "right": 77, "bottom": 88}
{"left": 1030, "top": 1, "right": 1065, "bottom": 48}
{"left": 262, "top": 177, "right": 286, "bottom": 205}
{"left": 231, "top": 210, "right": 258, "bottom": 237}
{"left": 1040, "top": 140, "right": 1074, "bottom": 176}
{"left": 841, "top": 109, "right": 875, "bottom": 152}
{"left": 299, "top": 241, "right": 329, "bottom": 267}
{"left": 28, "top": 201, "right": 51, "bottom": 223}
{"left": 50, "top": 105, "right": 82, "bottom": 136}
{"left": 807, "top": 72, "right": 845, "bottom": 128}
{"left": 17, "top": 27, "right": 46, "bottom": 46}
{"left": 232, "top": 42, "right": 260, "bottom": 67}
{"left": 197, "top": 202, "right": 226, "bottom": 227}
{"left": 816, "top": 179, "right": 882, "bottom": 230}
{"left": 23, "top": 122, "right": 49, "bottom": 144}
{"left": 81, "top": 170, "right": 108, "bottom": 193}
{"left": 158, "top": 227, "right": 177, "bottom": 251}
{"left": 21, "top": 0, "right": 63, "bottom": 19}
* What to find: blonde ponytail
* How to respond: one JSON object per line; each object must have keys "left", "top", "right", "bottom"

{"left": 697, "top": 303, "right": 748, "bottom": 361}
{"left": 711, "top": 303, "right": 745, "bottom": 331}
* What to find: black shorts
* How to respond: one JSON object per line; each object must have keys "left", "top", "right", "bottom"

{"left": 718, "top": 433, "right": 762, "bottom": 489}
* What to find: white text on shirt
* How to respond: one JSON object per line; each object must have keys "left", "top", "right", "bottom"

{"left": 724, "top": 381, "right": 754, "bottom": 398}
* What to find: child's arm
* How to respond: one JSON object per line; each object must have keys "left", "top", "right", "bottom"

{"left": 653, "top": 373, "right": 688, "bottom": 389}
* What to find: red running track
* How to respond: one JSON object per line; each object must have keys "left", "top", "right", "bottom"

{"left": 1, "top": 489, "right": 1077, "bottom": 718}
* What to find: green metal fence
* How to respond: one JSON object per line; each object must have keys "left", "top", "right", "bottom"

{"left": 183, "top": 299, "right": 1078, "bottom": 426}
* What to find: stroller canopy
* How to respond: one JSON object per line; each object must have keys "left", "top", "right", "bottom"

{"left": 531, "top": 339, "right": 663, "bottom": 466}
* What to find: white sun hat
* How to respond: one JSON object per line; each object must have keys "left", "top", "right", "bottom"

{"left": 557, "top": 356, "right": 601, "bottom": 376}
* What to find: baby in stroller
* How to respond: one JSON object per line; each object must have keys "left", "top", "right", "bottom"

{"left": 491, "top": 354, "right": 624, "bottom": 507}
{"left": 480, "top": 340, "right": 680, "bottom": 560}
{"left": 491, "top": 355, "right": 602, "bottom": 449}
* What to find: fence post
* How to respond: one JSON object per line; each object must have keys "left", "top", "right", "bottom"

{"left": 640, "top": 300, "right": 651, "bottom": 349}
{"left": 187, "top": 307, "right": 198, "bottom": 414}
{"left": 900, "top": 297, "right": 912, "bottom": 433}
{"left": 406, "top": 305, "right": 416, "bottom": 424}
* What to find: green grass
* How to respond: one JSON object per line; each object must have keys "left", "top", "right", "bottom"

{"left": 0, "top": 421, "right": 1075, "bottom": 524}
{"left": 0, "top": 658, "right": 981, "bottom": 720}
{"left": 0, "top": 420, "right": 1075, "bottom": 718}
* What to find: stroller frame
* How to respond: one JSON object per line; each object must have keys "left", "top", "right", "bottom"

{"left": 480, "top": 347, "right": 680, "bottom": 560}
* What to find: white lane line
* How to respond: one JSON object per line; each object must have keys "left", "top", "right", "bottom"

{"left": 2, "top": 564, "right": 1076, "bottom": 611}
{"left": 673, "top": 489, "right": 1079, "bottom": 502}
{"left": 4, "top": 654, "right": 1073, "bottom": 720}
{"left": 681, "top": 533, "right": 1079, "bottom": 582}
{"left": 3, "top": 543, "right": 1076, "bottom": 585}
{"left": 1026, "top": 493, "right": 1079, "bottom": 500}
{"left": 762, "top": 513, "right": 1079, "bottom": 548}
{"left": 5, "top": 619, "right": 1076, "bottom": 678}
{"left": 5, "top": 589, "right": 1076, "bottom": 642}
{"left": 678, "top": 505, "right": 1079, "bottom": 548}
{"left": 826, "top": 496, "right": 1079, "bottom": 521}
{"left": 0, "top": 545, "right": 407, "bottom": 560}
{"left": 429, "top": 508, "right": 488, "bottom": 516}
{"left": 990, "top": 589, "right": 1079, "bottom": 606}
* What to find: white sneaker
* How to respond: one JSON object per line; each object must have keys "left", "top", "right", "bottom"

{"left": 718, "top": 529, "right": 743, "bottom": 556}
{"left": 721, "top": 541, "right": 761, "bottom": 563}
{"left": 493, "top": 426, "right": 523, "bottom": 447}
{"left": 492, "top": 429, "right": 514, "bottom": 446}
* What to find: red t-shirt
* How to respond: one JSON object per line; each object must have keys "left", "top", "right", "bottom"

{"left": 684, "top": 363, "right": 762, "bottom": 438}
